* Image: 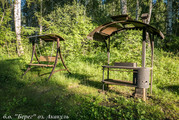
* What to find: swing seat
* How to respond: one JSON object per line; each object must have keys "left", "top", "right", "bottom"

{"left": 28, "top": 56, "right": 56, "bottom": 67}
{"left": 39, "top": 56, "right": 56, "bottom": 62}
{"left": 28, "top": 56, "right": 58, "bottom": 67}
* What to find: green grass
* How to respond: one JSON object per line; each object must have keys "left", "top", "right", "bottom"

{"left": 0, "top": 49, "right": 178, "bottom": 120}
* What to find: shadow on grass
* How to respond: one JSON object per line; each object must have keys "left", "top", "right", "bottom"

{"left": 66, "top": 72, "right": 134, "bottom": 98}
{"left": 159, "top": 85, "right": 179, "bottom": 95}
{"left": 66, "top": 73, "right": 102, "bottom": 89}
{"left": 0, "top": 58, "right": 82, "bottom": 119}
{"left": 22, "top": 62, "right": 65, "bottom": 78}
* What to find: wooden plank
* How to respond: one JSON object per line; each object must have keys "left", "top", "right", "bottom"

{"left": 102, "top": 65, "right": 139, "bottom": 69}
{"left": 114, "top": 62, "right": 137, "bottom": 67}
{"left": 109, "top": 69, "right": 137, "bottom": 73}
{"left": 102, "top": 65, "right": 138, "bottom": 69}
{"left": 39, "top": 56, "right": 56, "bottom": 62}
{"left": 102, "top": 65, "right": 152, "bottom": 70}
{"left": 142, "top": 28, "right": 146, "bottom": 67}
{"left": 29, "top": 63, "right": 54, "bottom": 67}
{"left": 103, "top": 79, "right": 137, "bottom": 87}
{"left": 101, "top": 27, "right": 118, "bottom": 35}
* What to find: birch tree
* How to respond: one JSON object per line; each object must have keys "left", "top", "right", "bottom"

{"left": 14, "top": 0, "right": 24, "bottom": 56}
{"left": 39, "top": 0, "right": 42, "bottom": 35}
{"left": 167, "top": 0, "right": 173, "bottom": 35}
{"left": 120, "top": 0, "right": 127, "bottom": 14}
{"left": 136, "top": 0, "right": 139, "bottom": 20}
{"left": 0, "top": 0, "right": 6, "bottom": 27}
{"left": 147, "top": 0, "right": 152, "bottom": 24}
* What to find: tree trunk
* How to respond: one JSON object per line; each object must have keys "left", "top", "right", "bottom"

{"left": 167, "top": 0, "right": 173, "bottom": 35}
{"left": 120, "top": 0, "right": 127, "bottom": 15}
{"left": 14, "top": 0, "right": 24, "bottom": 56}
{"left": 0, "top": 11, "right": 5, "bottom": 27}
{"left": 39, "top": 0, "right": 43, "bottom": 46}
{"left": 0, "top": 0, "right": 5, "bottom": 27}
{"left": 136, "top": 0, "right": 139, "bottom": 20}
{"left": 147, "top": 0, "right": 152, "bottom": 24}
{"left": 40, "top": 0, "right": 42, "bottom": 35}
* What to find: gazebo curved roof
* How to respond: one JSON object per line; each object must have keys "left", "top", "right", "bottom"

{"left": 87, "top": 15, "right": 164, "bottom": 42}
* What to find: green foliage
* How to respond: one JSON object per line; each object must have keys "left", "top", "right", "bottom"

{"left": 163, "top": 35, "right": 179, "bottom": 54}
{"left": 0, "top": 1, "right": 16, "bottom": 55}
{"left": 0, "top": 0, "right": 178, "bottom": 120}
{"left": 110, "top": 30, "right": 143, "bottom": 65}
{"left": 41, "top": 1, "right": 95, "bottom": 56}
{"left": 151, "top": 0, "right": 167, "bottom": 34}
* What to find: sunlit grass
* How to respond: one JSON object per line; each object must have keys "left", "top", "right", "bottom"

{"left": 0, "top": 49, "right": 178, "bottom": 119}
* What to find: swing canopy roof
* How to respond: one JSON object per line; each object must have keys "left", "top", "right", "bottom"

{"left": 29, "top": 33, "right": 65, "bottom": 42}
{"left": 87, "top": 15, "right": 164, "bottom": 42}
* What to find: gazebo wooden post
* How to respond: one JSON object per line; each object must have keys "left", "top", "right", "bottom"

{"left": 102, "top": 38, "right": 110, "bottom": 91}
{"left": 102, "top": 67, "right": 105, "bottom": 91}
{"left": 107, "top": 38, "right": 110, "bottom": 89}
{"left": 107, "top": 38, "right": 110, "bottom": 66}
{"left": 142, "top": 27, "right": 147, "bottom": 101}
{"left": 150, "top": 34, "right": 154, "bottom": 94}
{"left": 134, "top": 27, "right": 147, "bottom": 101}
{"left": 107, "top": 38, "right": 110, "bottom": 76}
{"left": 142, "top": 28, "right": 146, "bottom": 68}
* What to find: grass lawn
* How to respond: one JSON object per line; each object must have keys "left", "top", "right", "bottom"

{"left": 0, "top": 50, "right": 178, "bottom": 120}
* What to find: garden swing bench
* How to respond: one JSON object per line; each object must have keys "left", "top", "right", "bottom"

{"left": 23, "top": 34, "right": 71, "bottom": 80}
{"left": 87, "top": 14, "right": 164, "bottom": 101}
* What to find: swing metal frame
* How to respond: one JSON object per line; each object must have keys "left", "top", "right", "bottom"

{"left": 23, "top": 34, "right": 71, "bottom": 80}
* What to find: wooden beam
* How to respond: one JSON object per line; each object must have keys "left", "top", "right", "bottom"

{"left": 29, "top": 63, "right": 54, "bottom": 67}
{"left": 103, "top": 79, "right": 137, "bottom": 87}
{"left": 39, "top": 56, "right": 56, "bottom": 62}
{"left": 114, "top": 62, "right": 137, "bottom": 67}
{"left": 142, "top": 27, "right": 147, "bottom": 101}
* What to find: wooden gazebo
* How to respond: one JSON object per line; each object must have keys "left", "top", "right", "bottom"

{"left": 87, "top": 14, "right": 164, "bottom": 100}
{"left": 23, "top": 34, "right": 71, "bottom": 80}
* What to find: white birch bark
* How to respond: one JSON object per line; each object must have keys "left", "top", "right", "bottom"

{"left": 14, "top": 0, "right": 24, "bottom": 56}
{"left": 0, "top": 11, "right": 5, "bottom": 27}
{"left": 38, "top": 0, "right": 43, "bottom": 46}
{"left": 147, "top": 0, "right": 152, "bottom": 24}
{"left": 167, "top": 0, "right": 173, "bottom": 35}
{"left": 120, "top": 0, "right": 127, "bottom": 15}
{"left": 136, "top": 0, "right": 139, "bottom": 20}
{"left": 40, "top": 0, "right": 42, "bottom": 35}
